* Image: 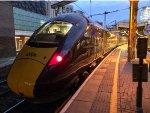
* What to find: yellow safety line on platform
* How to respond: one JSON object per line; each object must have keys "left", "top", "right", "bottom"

{"left": 60, "top": 48, "right": 117, "bottom": 113}
{"left": 110, "top": 48, "right": 121, "bottom": 113}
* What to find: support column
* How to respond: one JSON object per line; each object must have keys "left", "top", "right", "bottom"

{"left": 0, "top": 2, "right": 16, "bottom": 58}
{"left": 128, "top": 0, "right": 138, "bottom": 62}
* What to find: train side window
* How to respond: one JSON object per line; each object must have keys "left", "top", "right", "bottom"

{"left": 81, "top": 39, "right": 86, "bottom": 47}
{"left": 106, "top": 32, "right": 111, "bottom": 38}
{"left": 84, "top": 26, "right": 93, "bottom": 45}
{"left": 76, "top": 40, "right": 80, "bottom": 50}
{"left": 86, "top": 38, "right": 90, "bottom": 45}
{"left": 98, "top": 29, "right": 102, "bottom": 38}
{"left": 84, "top": 26, "right": 92, "bottom": 38}
{"left": 84, "top": 32, "right": 91, "bottom": 38}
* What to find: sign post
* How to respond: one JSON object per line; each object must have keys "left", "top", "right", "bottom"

{"left": 133, "top": 38, "right": 148, "bottom": 113}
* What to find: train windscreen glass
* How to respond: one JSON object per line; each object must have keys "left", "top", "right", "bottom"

{"left": 28, "top": 21, "right": 73, "bottom": 47}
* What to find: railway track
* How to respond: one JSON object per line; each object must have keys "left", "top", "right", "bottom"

{"left": 0, "top": 79, "right": 10, "bottom": 96}
{"left": 3, "top": 100, "right": 25, "bottom": 113}
{"left": 0, "top": 79, "right": 23, "bottom": 113}
{"left": 3, "top": 97, "right": 71, "bottom": 113}
{"left": 3, "top": 78, "right": 79, "bottom": 113}
{"left": 3, "top": 47, "right": 118, "bottom": 113}
{"left": 2, "top": 72, "right": 84, "bottom": 113}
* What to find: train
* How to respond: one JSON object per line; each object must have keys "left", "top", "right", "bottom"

{"left": 7, "top": 13, "right": 126, "bottom": 103}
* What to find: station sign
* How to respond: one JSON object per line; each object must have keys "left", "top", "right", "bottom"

{"left": 132, "top": 64, "right": 148, "bottom": 82}
{"left": 136, "top": 38, "right": 148, "bottom": 59}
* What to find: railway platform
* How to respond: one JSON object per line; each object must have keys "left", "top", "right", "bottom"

{"left": 60, "top": 45, "right": 150, "bottom": 113}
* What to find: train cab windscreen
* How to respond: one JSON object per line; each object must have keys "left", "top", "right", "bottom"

{"left": 28, "top": 21, "right": 73, "bottom": 47}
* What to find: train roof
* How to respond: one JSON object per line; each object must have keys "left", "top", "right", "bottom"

{"left": 49, "top": 13, "right": 90, "bottom": 25}
{"left": 48, "top": 13, "right": 108, "bottom": 31}
{"left": 93, "top": 22, "right": 109, "bottom": 31}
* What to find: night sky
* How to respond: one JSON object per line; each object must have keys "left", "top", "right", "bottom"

{"left": 71, "top": 0, "right": 150, "bottom": 26}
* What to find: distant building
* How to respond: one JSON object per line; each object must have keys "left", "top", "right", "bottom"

{"left": 0, "top": 1, "right": 74, "bottom": 56}
{"left": 46, "top": 1, "right": 57, "bottom": 18}
{"left": 12, "top": 1, "right": 74, "bottom": 51}
{"left": 0, "top": 2, "right": 16, "bottom": 58}
{"left": 116, "top": 21, "right": 146, "bottom": 37}
{"left": 63, "top": 5, "right": 73, "bottom": 13}
{"left": 12, "top": 1, "right": 74, "bottom": 18}
{"left": 11, "top": 1, "right": 50, "bottom": 51}
{"left": 47, "top": 2, "right": 74, "bottom": 17}
{"left": 13, "top": 7, "right": 49, "bottom": 51}
{"left": 11, "top": 1, "right": 46, "bottom": 15}
{"left": 140, "top": 6, "right": 150, "bottom": 24}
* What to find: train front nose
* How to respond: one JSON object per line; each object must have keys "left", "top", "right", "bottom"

{"left": 7, "top": 45, "right": 57, "bottom": 98}
{"left": 7, "top": 59, "right": 45, "bottom": 97}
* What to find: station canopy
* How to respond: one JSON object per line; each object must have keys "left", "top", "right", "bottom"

{"left": 51, "top": 0, "right": 76, "bottom": 9}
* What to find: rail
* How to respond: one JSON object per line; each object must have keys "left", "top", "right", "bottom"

{"left": 0, "top": 79, "right": 10, "bottom": 96}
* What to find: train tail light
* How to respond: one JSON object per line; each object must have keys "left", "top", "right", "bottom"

{"left": 49, "top": 54, "right": 63, "bottom": 66}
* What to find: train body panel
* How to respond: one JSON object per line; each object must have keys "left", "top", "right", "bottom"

{"left": 8, "top": 59, "right": 44, "bottom": 97}
{"left": 7, "top": 45, "right": 57, "bottom": 97}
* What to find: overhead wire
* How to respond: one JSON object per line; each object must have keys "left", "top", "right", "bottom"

{"left": 73, "top": 1, "right": 146, "bottom": 23}
{"left": 90, "top": 7, "right": 130, "bottom": 17}
{"left": 73, "top": 2, "right": 90, "bottom": 17}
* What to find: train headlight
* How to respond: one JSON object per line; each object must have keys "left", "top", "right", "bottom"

{"left": 56, "top": 56, "right": 62, "bottom": 62}
{"left": 49, "top": 54, "right": 63, "bottom": 66}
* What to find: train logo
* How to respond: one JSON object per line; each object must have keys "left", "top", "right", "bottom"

{"left": 26, "top": 52, "right": 37, "bottom": 57}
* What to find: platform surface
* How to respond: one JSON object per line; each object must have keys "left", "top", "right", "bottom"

{"left": 60, "top": 45, "right": 150, "bottom": 113}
